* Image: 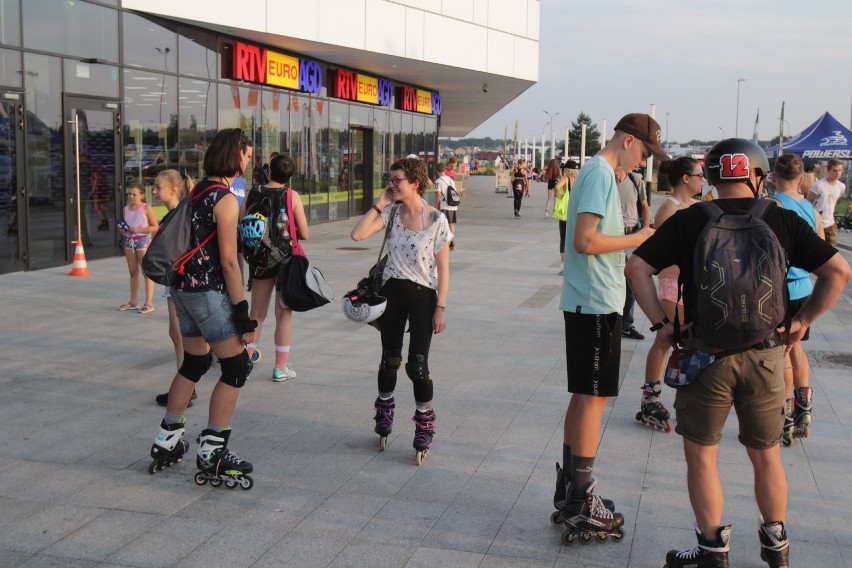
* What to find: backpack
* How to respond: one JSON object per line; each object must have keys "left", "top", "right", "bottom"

{"left": 142, "top": 182, "right": 226, "bottom": 286}
{"left": 239, "top": 187, "right": 291, "bottom": 270}
{"left": 687, "top": 200, "right": 788, "bottom": 351}
{"left": 441, "top": 176, "right": 460, "bottom": 206}
{"left": 512, "top": 175, "right": 525, "bottom": 193}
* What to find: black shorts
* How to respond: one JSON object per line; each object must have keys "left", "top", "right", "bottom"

{"left": 786, "top": 295, "right": 811, "bottom": 341}
{"left": 564, "top": 311, "right": 622, "bottom": 397}
{"left": 547, "top": 179, "right": 558, "bottom": 190}
{"left": 443, "top": 210, "right": 457, "bottom": 224}
{"left": 250, "top": 262, "right": 280, "bottom": 281}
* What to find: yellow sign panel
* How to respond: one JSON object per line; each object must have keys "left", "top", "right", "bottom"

{"left": 416, "top": 89, "right": 432, "bottom": 114}
{"left": 356, "top": 75, "right": 379, "bottom": 104}
{"left": 265, "top": 51, "right": 299, "bottom": 89}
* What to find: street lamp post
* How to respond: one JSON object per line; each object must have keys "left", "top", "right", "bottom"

{"left": 718, "top": 126, "right": 725, "bottom": 140}
{"left": 544, "top": 110, "right": 560, "bottom": 160}
{"left": 735, "top": 77, "right": 746, "bottom": 137}
{"left": 665, "top": 111, "right": 670, "bottom": 155}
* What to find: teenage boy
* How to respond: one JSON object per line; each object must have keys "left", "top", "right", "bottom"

{"left": 807, "top": 158, "right": 846, "bottom": 247}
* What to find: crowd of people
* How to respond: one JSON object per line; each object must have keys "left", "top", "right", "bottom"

{"left": 122, "top": 119, "right": 850, "bottom": 567}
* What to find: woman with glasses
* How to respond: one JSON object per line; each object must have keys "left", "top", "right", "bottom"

{"left": 350, "top": 157, "right": 453, "bottom": 465}
{"left": 636, "top": 157, "right": 702, "bottom": 433}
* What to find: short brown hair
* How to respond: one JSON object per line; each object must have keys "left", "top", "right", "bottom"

{"left": 773, "top": 154, "right": 804, "bottom": 182}
{"left": 827, "top": 158, "right": 843, "bottom": 170}
{"left": 203, "top": 128, "right": 253, "bottom": 178}
{"left": 390, "top": 157, "right": 430, "bottom": 196}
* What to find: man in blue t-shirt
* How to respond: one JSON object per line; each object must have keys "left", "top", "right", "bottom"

{"left": 554, "top": 114, "right": 667, "bottom": 538}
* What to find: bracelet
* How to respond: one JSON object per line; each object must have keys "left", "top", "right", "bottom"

{"left": 435, "top": 305, "right": 446, "bottom": 311}
{"left": 371, "top": 204, "right": 382, "bottom": 215}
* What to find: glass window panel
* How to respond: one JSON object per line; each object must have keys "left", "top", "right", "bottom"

{"left": 1, "top": 0, "right": 21, "bottom": 46}
{"left": 372, "top": 108, "right": 389, "bottom": 189}
{"left": 178, "top": 27, "right": 217, "bottom": 80}
{"left": 0, "top": 48, "right": 22, "bottom": 88}
{"left": 288, "top": 94, "right": 314, "bottom": 198}
{"left": 63, "top": 59, "right": 118, "bottom": 98}
{"left": 349, "top": 103, "right": 371, "bottom": 128}
{"left": 390, "top": 111, "right": 401, "bottom": 164}
{"left": 178, "top": 77, "right": 216, "bottom": 181}
{"left": 400, "top": 112, "right": 413, "bottom": 159}
{"left": 122, "top": 12, "right": 176, "bottom": 72}
{"left": 424, "top": 115, "right": 437, "bottom": 178}
{"left": 314, "top": 98, "right": 331, "bottom": 220}
{"left": 23, "top": 0, "right": 118, "bottom": 62}
{"left": 412, "top": 114, "right": 425, "bottom": 160}
{"left": 256, "top": 89, "right": 286, "bottom": 185}
{"left": 326, "top": 101, "right": 346, "bottom": 222}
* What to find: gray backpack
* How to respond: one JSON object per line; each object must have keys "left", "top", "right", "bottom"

{"left": 689, "top": 200, "right": 788, "bottom": 350}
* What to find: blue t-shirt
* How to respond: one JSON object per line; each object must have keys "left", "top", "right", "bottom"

{"left": 773, "top": 193, "right": 816, "bottom": 300}
{"left": 230, "top": 176, "right": 247, "bottom": 208}
{"left": 560, "top": 156, "right": 626, "bottom": 314}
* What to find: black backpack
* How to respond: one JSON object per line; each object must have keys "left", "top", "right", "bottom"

{"left": 442, "top": 176, "right": 460, "bottom": 206}
{"left": 512, "top": 175, "right": 525, "bottom": 193}
{"left": 239, "top": 187, "right": 291, "bottom": 270}
{"left": 142, "top": 182, "right": 225, "bottom": 286}
{"left": 687, "top": 200, "right": 788, "bottom": 350}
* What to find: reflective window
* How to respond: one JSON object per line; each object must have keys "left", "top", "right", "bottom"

{"left": 1, "top": 0, "right": 21, "bottom": 46}
{"left": 327, "top": 101, "right": 347, "bottom": 221}
{"left": 424, "top": 115, "right": 437, "bottom": 178}
{"left": 63, "top": 59, "right": 118, "bottom": 98}
{"left": 23, "top": 0, "right": 118, "bottom": 62}
{"left": 179, "top": 27, "right": 217, "bottom": 80}
{"left": 122, "top": 12, "right": 176, "bottom": 72}
{"left": 0, "top": 48, "right": 22, "bottom": 88}
{"left": 288, "top": 94, "right": 314, "bottom": 198}
{"left": 256, "top": 89, "right": 287, "bottom": 185}
{"left": 178, "top": 77, "right": 216, "bottom": 181}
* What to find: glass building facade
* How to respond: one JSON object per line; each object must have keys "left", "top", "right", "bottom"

{"left": 0, "top": 0, "right": 439, "bottom": 273}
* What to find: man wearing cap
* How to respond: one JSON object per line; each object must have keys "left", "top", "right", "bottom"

{"left": 553, "top": 113, "right": 668, "bottom": 537}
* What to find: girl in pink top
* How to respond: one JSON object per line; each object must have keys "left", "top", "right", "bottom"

{"left": 118, "top": 183, "right": 159, "bottom": 313}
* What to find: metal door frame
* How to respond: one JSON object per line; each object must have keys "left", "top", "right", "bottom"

{"left": 0, "top": 91, "right": 28, "bottom": 273}
{"left": 348, "top": 126, "right": 374, "bottom": 216}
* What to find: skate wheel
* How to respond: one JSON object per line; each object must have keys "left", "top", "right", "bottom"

{"left": 226, "top": 479, "right": 237, "bottom": 489}
{"left": 209, "top": 478, "right": 223, "bottom": 488}
{"left": 578, "top": 532, "right": 592, "bottom": 545}
{"left": 596, "top": 532, "right": 608, "bottom": 543}
{"left": 379, "top": 436, "right": 387, "bottom": 451}
{"left": 240, "top": 475, "right": 253, "bottom": 490}
{"left": 550, "top": 511, "right": 563, "bottom": 526}
{"left": 415, "top": 449, "right": 428, "bottom": 466}
{"left": 148, "top": 461, "right": 160, "bottom": 475}
{"left": 610, "top": 527, "right": 625, "bottom": 542}
{"left": 560, "top": 529, "right": 576, "bottom": 546}
{"left": 635, "top": 412, "right": 643, "bottom": 421}
{"left": 194, "top": 472, "right": 207, "bottom": 486}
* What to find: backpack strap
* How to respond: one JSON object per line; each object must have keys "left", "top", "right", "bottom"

{"left": 748, "top": 198, "right": 773, "bottom": 219}
{"left": 697, "top": 200, "right": 724, "bottom": 221}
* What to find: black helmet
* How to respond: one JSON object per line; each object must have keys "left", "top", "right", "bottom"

{"left": 704, "top": 138, "right": 769, "bottom": 193}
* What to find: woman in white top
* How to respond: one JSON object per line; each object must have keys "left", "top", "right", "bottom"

{"left": 351, "top": 157, "right": 452, "bottom": 463}
{"left": 638, "top": 157, "right": 702, "bottom": 432}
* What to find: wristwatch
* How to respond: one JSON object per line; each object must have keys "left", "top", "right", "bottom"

{"left": 649, "top": 316, "right": 670, "bottom": 332}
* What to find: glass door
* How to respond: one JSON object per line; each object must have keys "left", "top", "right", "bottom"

{"left": 0, "top": 94, "right": 27, "bottom": 274}
{"left": 348, "top": 127, "right": 373, "bottom": 216}
{"left": 64, "top": 96, "right": 121, "bottom": 262}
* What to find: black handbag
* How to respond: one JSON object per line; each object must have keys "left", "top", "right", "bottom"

{"left": 359, "top": 203, "right": 399, "bottom": 298}
{"left": 277, "top": 191, "right": 334, "bottom": 312}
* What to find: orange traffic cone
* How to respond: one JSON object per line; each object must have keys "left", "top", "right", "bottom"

{"left": 68, "top": 238, "right": 91, "bottom": 277}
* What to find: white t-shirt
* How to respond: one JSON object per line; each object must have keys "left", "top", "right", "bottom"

{"left": 380, "top": 201, "right": 453, "bottom": 290}
{"left": 810, "top": 178, "right": 845, "bottom": 228}
{"left": 434, "top": 174, "right": 458, "bottom": 211}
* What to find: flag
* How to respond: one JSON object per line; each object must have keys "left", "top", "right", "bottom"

{"left": 752, "top": 108, "right": 759, "bottom": 143}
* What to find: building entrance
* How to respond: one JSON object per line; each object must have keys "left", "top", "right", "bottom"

{"left": 348, "top": 127, "right": 373, "bottom": 215}
{"left": 0, "top": 94, "right": 27, "bottom": 274}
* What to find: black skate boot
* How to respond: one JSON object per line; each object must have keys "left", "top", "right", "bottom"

{"left": 551, "top": 463, "right": 614, "bottom": 525}
{"left": 559, "top": 478, "right": 625, "bottom": 546}
{"left": 412, "top": 409, "right": 435, "bottom": 465}
{"left": 149, "top": 418, "right": 189, "bottom": 474}
{"left": 758, "top": 520, "right": 789, "bottom": 567}
{"left": 374, "top": 396, "right": 395, "bottom": 450}
{"left": 636, "top": 382, "right": 672, "bottom": 432}
{"left": 665, "top": 524, "right": 731, "bottom": 568}
{"left": 793, "top": 387, "right": 813, "bottom": 439}
{"left": 781, "top": 398, "right": 795, "bottom": 447}
{"left": 194, "top": 428, "right": 254, "bottom": 490}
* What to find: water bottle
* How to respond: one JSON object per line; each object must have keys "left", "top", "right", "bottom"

{"left": 277, "top": 207, "right": 290, "bottom": 239}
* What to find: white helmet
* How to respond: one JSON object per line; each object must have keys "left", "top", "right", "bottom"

{"left": 342, "top": 289, "right": 387, "bottom": 324}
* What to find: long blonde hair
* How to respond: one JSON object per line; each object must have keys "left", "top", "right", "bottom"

{"left": 156, "top": 169, "right": 195, "bottom": 200}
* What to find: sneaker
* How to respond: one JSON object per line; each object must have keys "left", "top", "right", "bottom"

{"left": 622, "top": 326, "right": 645, "bottom": 340}
{"left": 272, "top": 365, "right": 297, "bottom": 382}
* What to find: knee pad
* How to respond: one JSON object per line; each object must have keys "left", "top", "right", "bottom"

{"left": 379, "top": 350, "right": 402, "bottom": 378}
{"left": 178, "top": 352, "right": 212, "bottom": 383}
{"left": 405, "top": 353, "right": 431, "bottom": 384}
{"left": 219, "top": 350, "right": 251, "bottom": 388}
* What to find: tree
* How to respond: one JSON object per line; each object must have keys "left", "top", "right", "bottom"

{"left": 567, "top": 112, "right": 601, "bottom": 157}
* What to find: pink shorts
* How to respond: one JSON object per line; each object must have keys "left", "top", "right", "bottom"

{"left": 658, "top": 275, "right": 683, "bottom": 305}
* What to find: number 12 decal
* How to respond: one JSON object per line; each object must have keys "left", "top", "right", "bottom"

{"left": 719, "top": 153, "right": 749, "bottom": 179}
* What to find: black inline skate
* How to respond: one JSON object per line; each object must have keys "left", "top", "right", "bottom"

{"left": 636, "top": 382, "right": 672, "bottom": 432}
{"left": 374, "top": 396, "right": 395, "bottom": 450}
{"left": 781, "top": 398, "right": 795, "bottom": 447}
{"left": 412, "top": 409, "right": 435, "bottom": 466}
{"left": 550, "top": 463, "right": 614, "bottom": 526}
{"left": 793, "top": 386, "right": 813, "bottom": 439}
{"left": 558, "top": 478, "right": 624, "bottom": 546}
{"left": 758, "top": 519, "right": 789, "bottom": 567}
{"left": 149, "top": 418, "right": 189, "bottom": 474}
{"left": 664, "top": 524, "right": 731, "bottom": 568}
{"left": 194, "top": 428, "right": 254, "bottom": 490}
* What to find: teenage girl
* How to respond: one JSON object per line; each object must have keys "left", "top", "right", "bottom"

{"left": 118, "top": 183, "right": 158, "bottom": 313}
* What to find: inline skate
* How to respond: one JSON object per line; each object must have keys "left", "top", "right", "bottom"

{"left": 550, "top": 463, "right": 614, "bottom": 526}
{"left": 664, "top": 524, "right": 731, "bottom": 568}
{"left": 758, "top": 519, "right": 789, "bottom": 567}
{"left": 194, "top": 428, "right": 254, "bottom": 490}
{"left": 558, "top": 478, "right": 624, "bottom": 546}
{"left": 373, "top": 396, "right": 395, "bottom": 450}
{"left": 635, "top": 382, "right": 672, "bottom": 432}
{"left": 781, "top": 398, "right": 795, "bottom": 447}
{"left": 793, "top": 387, "right": 813, "bottom": 439}
{"left": 149, "top": 418, "right": 189, "bottom": 474}
{"left": 412, "top": 409, "right": 435, "bottom": 465}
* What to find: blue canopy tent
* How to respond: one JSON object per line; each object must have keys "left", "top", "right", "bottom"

{"left": 765, "top": 112, "right": 852, "bottom": 160}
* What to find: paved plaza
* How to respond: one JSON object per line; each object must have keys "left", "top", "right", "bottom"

{"left": 1, "top": 175, "right": 851, "bottom": 567}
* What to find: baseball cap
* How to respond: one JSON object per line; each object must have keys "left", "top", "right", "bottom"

{"left": 613, "top": 113, "right": 669, "bottom": 160}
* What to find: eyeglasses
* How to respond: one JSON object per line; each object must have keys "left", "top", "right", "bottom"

{"left": 688, "top": 172, "right": 705, "bottom": 178}
{"left": 389, "top": 176, "right": 408, "bottom": 187}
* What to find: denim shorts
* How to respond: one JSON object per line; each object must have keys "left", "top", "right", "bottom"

{"left": 171, "top": 288, "right": 238, "bottom": 343}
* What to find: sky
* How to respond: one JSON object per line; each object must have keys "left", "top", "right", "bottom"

{"left": 467, "top": 0, "right": 852, "bottom": 146}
